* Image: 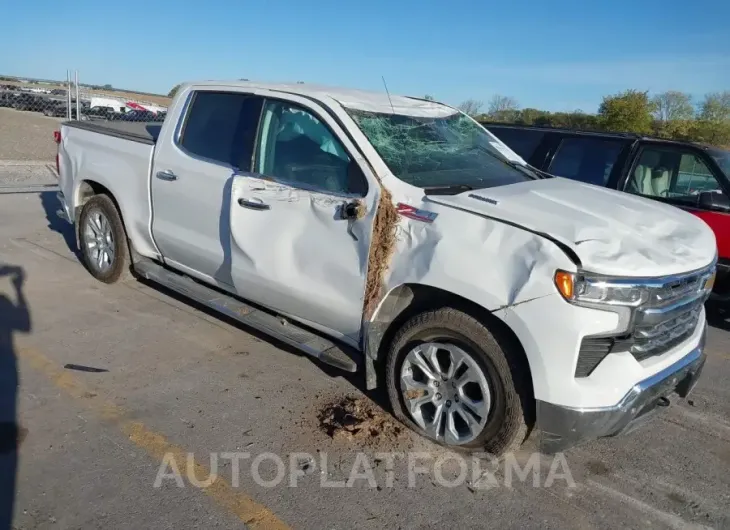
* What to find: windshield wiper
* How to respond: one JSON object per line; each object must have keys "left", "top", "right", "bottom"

{"left": 497, "top": 157, "right": 551, "bottom": 179}
{"left": 423, "top": 184, "right": 476, "bottom": 195}
{"left": 468, "top": 144, "right": 546, "bottom": 179}
{"left": 515, "top": 160, "right": 553, "bottom": 179}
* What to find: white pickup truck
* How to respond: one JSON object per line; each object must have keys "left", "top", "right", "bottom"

{"left": 56, "top": 81, "right": 716, "bottom": 454}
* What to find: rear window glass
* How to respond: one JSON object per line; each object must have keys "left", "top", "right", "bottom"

{"left": 548, "top": 137, "right": 624, "bottom": 185}
{"left": 486, "top": 127, "right": 544, "bottom": 161}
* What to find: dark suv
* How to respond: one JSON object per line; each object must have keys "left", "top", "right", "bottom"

{"left": 12, "top": 93, "right": 46, "bottom": 111}
{"left": 482, "top": 123, "right": 730, "bottom": 298}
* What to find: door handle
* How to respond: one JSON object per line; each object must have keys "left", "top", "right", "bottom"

{"left": 238, "top": 198, "right": 270, "bottom": 211}
{"left": 156, "top": 170, "right": 177, "bottom": 181}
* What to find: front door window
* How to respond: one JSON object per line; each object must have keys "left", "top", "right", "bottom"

{"left": 255, "top": 100, "right": 358, "bottom": 195}
{"left": 625, "top": 147, "right": 722, "bottom": 203}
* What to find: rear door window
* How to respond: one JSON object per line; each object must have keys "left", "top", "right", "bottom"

{"left": 486, "top": 127, "right": 544, "bottom": 161}
{"left": 180, "top": 91, "right": 263, "bottom": 170}
{"left": 548, "top": 137, "right": 624, "bottom": 185}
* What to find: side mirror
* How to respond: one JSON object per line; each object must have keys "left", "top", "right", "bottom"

{"left": 698, "top": 190, "right": 730, "bottom": 212}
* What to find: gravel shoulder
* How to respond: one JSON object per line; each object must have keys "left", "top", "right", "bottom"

{"left": 0, "top": 108, "right": 61, "bottom": 162}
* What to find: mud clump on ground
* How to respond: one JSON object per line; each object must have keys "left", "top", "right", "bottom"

{"left": 317, "top": 396, "right": 408, "bottom": 449}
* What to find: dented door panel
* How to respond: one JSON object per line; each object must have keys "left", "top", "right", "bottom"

{"left": 228, "top": 174, "right": 378, "bottom": 341}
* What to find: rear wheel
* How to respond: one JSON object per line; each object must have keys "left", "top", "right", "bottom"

{"left": 386, "top": 308, "right": 530, "bottom": 455}
{"left": 78, "top": 194, "right": 130, "bottom": 284}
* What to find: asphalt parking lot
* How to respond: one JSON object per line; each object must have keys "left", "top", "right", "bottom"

{"left": 0, "top": 163, "right": 729, "bottom": 530}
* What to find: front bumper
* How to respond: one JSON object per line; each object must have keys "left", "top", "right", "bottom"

{"left": 537, "top": 325, "right": 707, "bottom": 453}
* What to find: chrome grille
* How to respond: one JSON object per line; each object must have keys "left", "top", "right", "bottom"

{"left": 573, "top": 261, "right": 714, "bottom": 376}
{"left": 631, "top": 299, "right": 703, "bottom": 361}
{"left": 627, "top": 263, "right": 714, "bottom": 361}
{"left": 644, "top": 271, "right": 708, "bottom": 308}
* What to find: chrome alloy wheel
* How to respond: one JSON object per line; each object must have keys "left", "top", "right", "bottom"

{"left": 400, "top": 342, "right": 492, "bottom": 445}
{"left": 82, "top": 209, "right": 115, "bottom": 273}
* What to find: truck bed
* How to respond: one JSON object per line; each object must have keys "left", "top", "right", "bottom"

{"left": 63, "top": 120, "right": 162, "bottom": 145}
{"left": 58, "top": 119, "right": 158, "bottom": 259}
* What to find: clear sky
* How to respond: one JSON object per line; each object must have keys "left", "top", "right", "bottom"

{"left": 1, "top": 0, "right": 728, "bottom": 112}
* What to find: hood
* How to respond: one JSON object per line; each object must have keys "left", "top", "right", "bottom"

{"left": 426, "top": 177, "right": 717, "bottom": 277}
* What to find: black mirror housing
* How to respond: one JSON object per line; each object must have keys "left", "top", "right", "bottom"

{"left": 698, "top": 190, "right": 730, "bottom": 212}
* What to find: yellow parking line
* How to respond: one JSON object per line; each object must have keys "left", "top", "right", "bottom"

{"left": 17, "top": 346, "right": 290, "bottom": 530}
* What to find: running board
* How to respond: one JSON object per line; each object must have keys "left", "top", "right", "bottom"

{"left": 133, "top": 258, "right": 358, "bottom": 372}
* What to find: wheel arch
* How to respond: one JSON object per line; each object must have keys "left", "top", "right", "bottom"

{"left": 75, "top": 179, "right": 123, "bottom": 223}
{"left": 364, "top": 283, "right": 535, "bottom": 401}
{"left": 74, "top": 179, "right": 132, "bottom": 254}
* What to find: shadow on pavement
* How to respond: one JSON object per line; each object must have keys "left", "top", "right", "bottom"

{"left": 39, "top": 191, "right": 77, "bottom": 257}
{"left": 134, "top": 277, "right": 390, "bottom": 409}
{"left": 0, "top": 264, "right": 31, "bottom": 530}
{"left": 36, "top": 186, "right": 389, "bottom": 411}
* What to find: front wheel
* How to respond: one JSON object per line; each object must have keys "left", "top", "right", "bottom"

{"left": 78, "top": 194, "right": 130, "bottom": 284}
{"left": 386, "top": 308, "right": 531, "bottom": 455}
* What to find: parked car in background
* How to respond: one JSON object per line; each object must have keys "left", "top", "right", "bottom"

{"left": 482, "top": 123, "right": 730, "bottom": 299}
{"left": 84, "top": 106, "right": 122, "bottom": 120}
{"left": 0, "top": 91, "right": 17, "bottom": 107}
{"left": 43, "top": 102, "right": 66, "bottom": 117}
{"left": 12, "top": 93, "right": 46, "bottom": 111}
{"left": 43, "top": 103, "right": 88, "bottom": 120}
{"left": 118, "top": 109, "right": 165, "bottom": 122}
{"left": 54, "top": 81, "right": 714, "bottom": 455}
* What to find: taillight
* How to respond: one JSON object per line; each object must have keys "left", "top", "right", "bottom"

{"left": 54, "top": 130, "right": 61, "bottom": 175}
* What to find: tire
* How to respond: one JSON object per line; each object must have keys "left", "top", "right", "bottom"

{"left": 386, "top": 308, "right": 530, "bottom": 456}
{"left": 78, "top": 194, "right": 131, "bottom": 284}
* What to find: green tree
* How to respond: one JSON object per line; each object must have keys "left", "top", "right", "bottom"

{"left": 654, "top": 119, "right": 697, "bottom": 141}
{"left": 102, "top": 84, "right": 113, "bottom": 90}
{"left": 423, "top": 94, "right": 435, "bottom": 101}
{"left": 168, "top": 84, "right": 182, "bottom": 98}
{"left": 598, "top": 89, "right": 655, "bottom": 134}
{"left": 652, "top": 91, "right": 694, "bottom": 122}
{"left": 693, "top": 120, "right": 730, "bottom": 146}
{"left": 515, "top": 108, "right": 546, "bottom": 125}
{"left": 699, "top": 91, "right": 730, "bottom": 122}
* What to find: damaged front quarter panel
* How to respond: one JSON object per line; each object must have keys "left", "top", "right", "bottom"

{"left": 363, "top": 190, "right": 578, "bottom": 388}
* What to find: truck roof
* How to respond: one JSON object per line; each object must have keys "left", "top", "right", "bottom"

{"left": 183, "top": 80, "right": 457, "bottom": 117}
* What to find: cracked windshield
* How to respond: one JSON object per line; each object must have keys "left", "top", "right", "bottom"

{"left": 347, "top": 108, "right": 538, "bottom": 191}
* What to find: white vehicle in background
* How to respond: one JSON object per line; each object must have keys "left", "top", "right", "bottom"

{"left": 54, "top": 80, "right": 715, "bottom": 454}
{"left": 89, "top": 96, "right": 126, "bottom": 114}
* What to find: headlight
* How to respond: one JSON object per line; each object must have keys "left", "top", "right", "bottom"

{"left": 554, "top": 270, "right": 647, "bottom": 307}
